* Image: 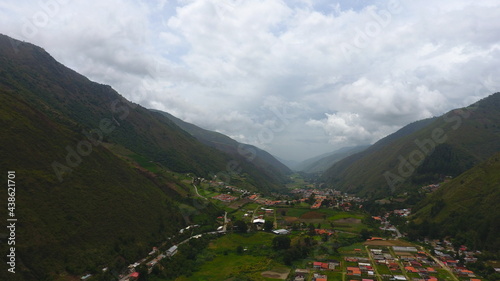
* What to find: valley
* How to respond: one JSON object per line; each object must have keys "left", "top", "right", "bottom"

{"left": 0, "top": 33, "right": 499, "bottom": 281}
{"left": 96, "top": 174, "right": 496, "bottom": 281}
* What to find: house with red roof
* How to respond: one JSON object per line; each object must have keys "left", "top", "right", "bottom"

{"left": 129, "top": 272, "right": 139, "bottom": 280}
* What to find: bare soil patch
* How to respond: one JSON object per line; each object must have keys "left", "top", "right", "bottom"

{"left": 284, "top": 216, "right": 298, "bottom": 223}
{"left": 300, "top": 211, "right": 326, "bottom": 220}
{"left": 261, "top": 268, "right": 290, "bottom": 280}
{"left": 334, "top": 218, "right": 361, "bottom": 224}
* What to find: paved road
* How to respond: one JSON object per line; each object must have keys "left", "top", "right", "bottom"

{"left": 365, "top": 246, "right": 383, "bottom": 281}
{"left": 419, "top": 246, "right": 459, "bottom": 281}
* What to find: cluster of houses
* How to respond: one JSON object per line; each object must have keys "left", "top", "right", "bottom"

{"left": 392, "top": 247, "right": 444, "bottom": 280}
{"left": 428, "top": 240, "right": 484, "bottom": 278}
{"left": 309, "top": 195, "right": 327, "bottom": 209}
{"left": 312, "top": 273, "right": 328, "bottom": 281}
{"left": 313, "top": 260, "right": 340, "bottom": 270}
{"left": 421, "top": 183, "right": 440, "bottom": 193}
{"left": 393, "top": 209, "right": 412, "bottom": 217}
{"left": 345, "top": 256, "right": 375, "bottom": 277}
{"left": 292, "top": 260, "right": 340, "bottom": 281}
{"left": 291, "top": 188, "right": 339, "bottom": 198}
{"left": 315, "top": 229, "right": 335, "bottom": 236}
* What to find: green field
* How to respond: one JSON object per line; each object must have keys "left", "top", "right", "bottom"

{"left": 174, "top": 232, "right": 286, "bottom": 281}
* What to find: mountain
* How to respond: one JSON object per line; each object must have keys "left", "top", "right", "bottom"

{"left": 322, "top": 93, "right": 500, "bottom": 198}
{"left": 409, "top": 152, "right": 500, "bottom": 253}
{"left": 153, "top": 110, "right": 292, "bottom": 184}
{"left": 0, "top": 34, "right": 194, "bottom": 280}
{"left": 294, "top": 145, "right": 369, "bottom": 173}
{"left": 0, "top": 34, "right": 280, "bottom": 280}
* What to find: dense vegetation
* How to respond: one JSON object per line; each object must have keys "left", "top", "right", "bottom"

{"left": 409, "top": 152, "right": 500, "bottom": 253}
{"left": 0, "top": 76, "right": 188, "bottom": 280}
{"left": 0, "top": 34, "right": 284, "bottom": 280}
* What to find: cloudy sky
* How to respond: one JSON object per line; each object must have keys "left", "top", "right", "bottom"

{"left": 1, "top": 0, "right": 499, "bottom": 162}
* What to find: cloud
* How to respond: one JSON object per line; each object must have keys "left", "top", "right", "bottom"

{"left": 1, "top": 0, "right": 499, "bottom": 161}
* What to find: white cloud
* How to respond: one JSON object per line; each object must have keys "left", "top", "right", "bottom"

{"left": 1, "top": 0, "right": 499, "bottom": 161}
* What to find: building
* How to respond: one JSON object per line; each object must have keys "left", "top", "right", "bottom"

{"left": 272, "top": 229, "right": 290, "bottom": 235}
{"left": 166, "top": 245, "right": 178, "bottom": 257}
{"left": 129, "top": 272, "right": 139, "bottom": 280}
{"left": 393, "top": 246, "right": 418, "bottom": 253}
{"left": 252, "top": 218, "right": 265, "bottom": 224}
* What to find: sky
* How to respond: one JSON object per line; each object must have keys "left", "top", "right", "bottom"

{"left": 1, "top": 0, "right": 499, "bottom": 162}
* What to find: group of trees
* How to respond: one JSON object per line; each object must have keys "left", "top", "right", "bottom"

{"left": 272, "top": 235, "right": 311, "bottom": 265}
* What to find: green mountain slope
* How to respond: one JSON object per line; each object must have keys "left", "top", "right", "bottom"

{"left": 409, "top": 152, "right": 500, "bottom": 253}
{"left": 0, "top": 33, "right": 286, "bottom": 194}
{"left": 153, "top": 110, "right": 291, "bottom": 184}
{"left": 322, "top": 93, "right": 500, "bottom": 198}
{"left": 0, "top": 34, "right": 232, "bottom": 280}
{"left": 0, "top": 35, "right": 230, "bottom": 178}
{"left": 0, "top": 76, "right": 187, "bottom": 280}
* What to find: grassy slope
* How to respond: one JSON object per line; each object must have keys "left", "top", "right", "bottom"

{"left": 322, "top": 93, "right": 500, "bottom": 198}
{"left": 411, "top": 152, "right": 500, "bottom": 252}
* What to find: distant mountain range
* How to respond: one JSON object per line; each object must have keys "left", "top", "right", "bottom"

{"left": 321, "top": 93, "right": 500, "bottom": 198}
{"left": 0, "top": 34, "right": 288, "bottom": 280}
{"left": 292, "top": 145, "right": 369, "bottom": 173}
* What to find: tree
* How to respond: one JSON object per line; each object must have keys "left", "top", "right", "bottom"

{"left": 234, "top": 220, "right": 248, "bottom": 233}
{"left": 272, "top": 235, "right": 291, "bottom": 250}
{"left": 360, "top": 228, "right": 371, "bottom": 241}
{"left": 264, "top": 220, "right": 274, "bottom": 231}
{"left": 308, "top": 193, "right": 316, "bottom": 204}
{"left": 136, "top": 265, "right": 148, "bottom": 281}
{"left": 308, "top": 223, "right": 316, "bottom": 235}
{"left": 321, "top": 233, "right": 329, "bottom": 242}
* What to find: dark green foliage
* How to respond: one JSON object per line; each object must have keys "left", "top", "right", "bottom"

{"left": 263, "top": 220, "right": 274, "bottom": 231}
{"left": 413, "top": 143, "right": 475, "bottom": 183}
{"left": 410, "top": 152, "right": 500, "bottom": 253}
{"left": 236, "top": 245, "right": 244, "bottom": 254}
{"left": 360, "top": 228, "right": 371, "bottom": 240}
{"left": 153, "top": 236, "right": 211, "bottom": 280}
{"left": 272, "top": 235, "right": 291, "bottom": 250}
{"left": 233, "top": 220, "right": 248, "bottom": 233}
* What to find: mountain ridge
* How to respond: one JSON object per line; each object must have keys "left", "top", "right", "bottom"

{"left": 293, "top": 145, "right": 369, "bottom": 173}
{"left": 322, "top": 93, "right": 500, "bottom": 198}
{"left": 0, "top": 33, "right": 279, "bottom": 280}
{"left": 152, "top": 110, "right": 291, "bottom": 191}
